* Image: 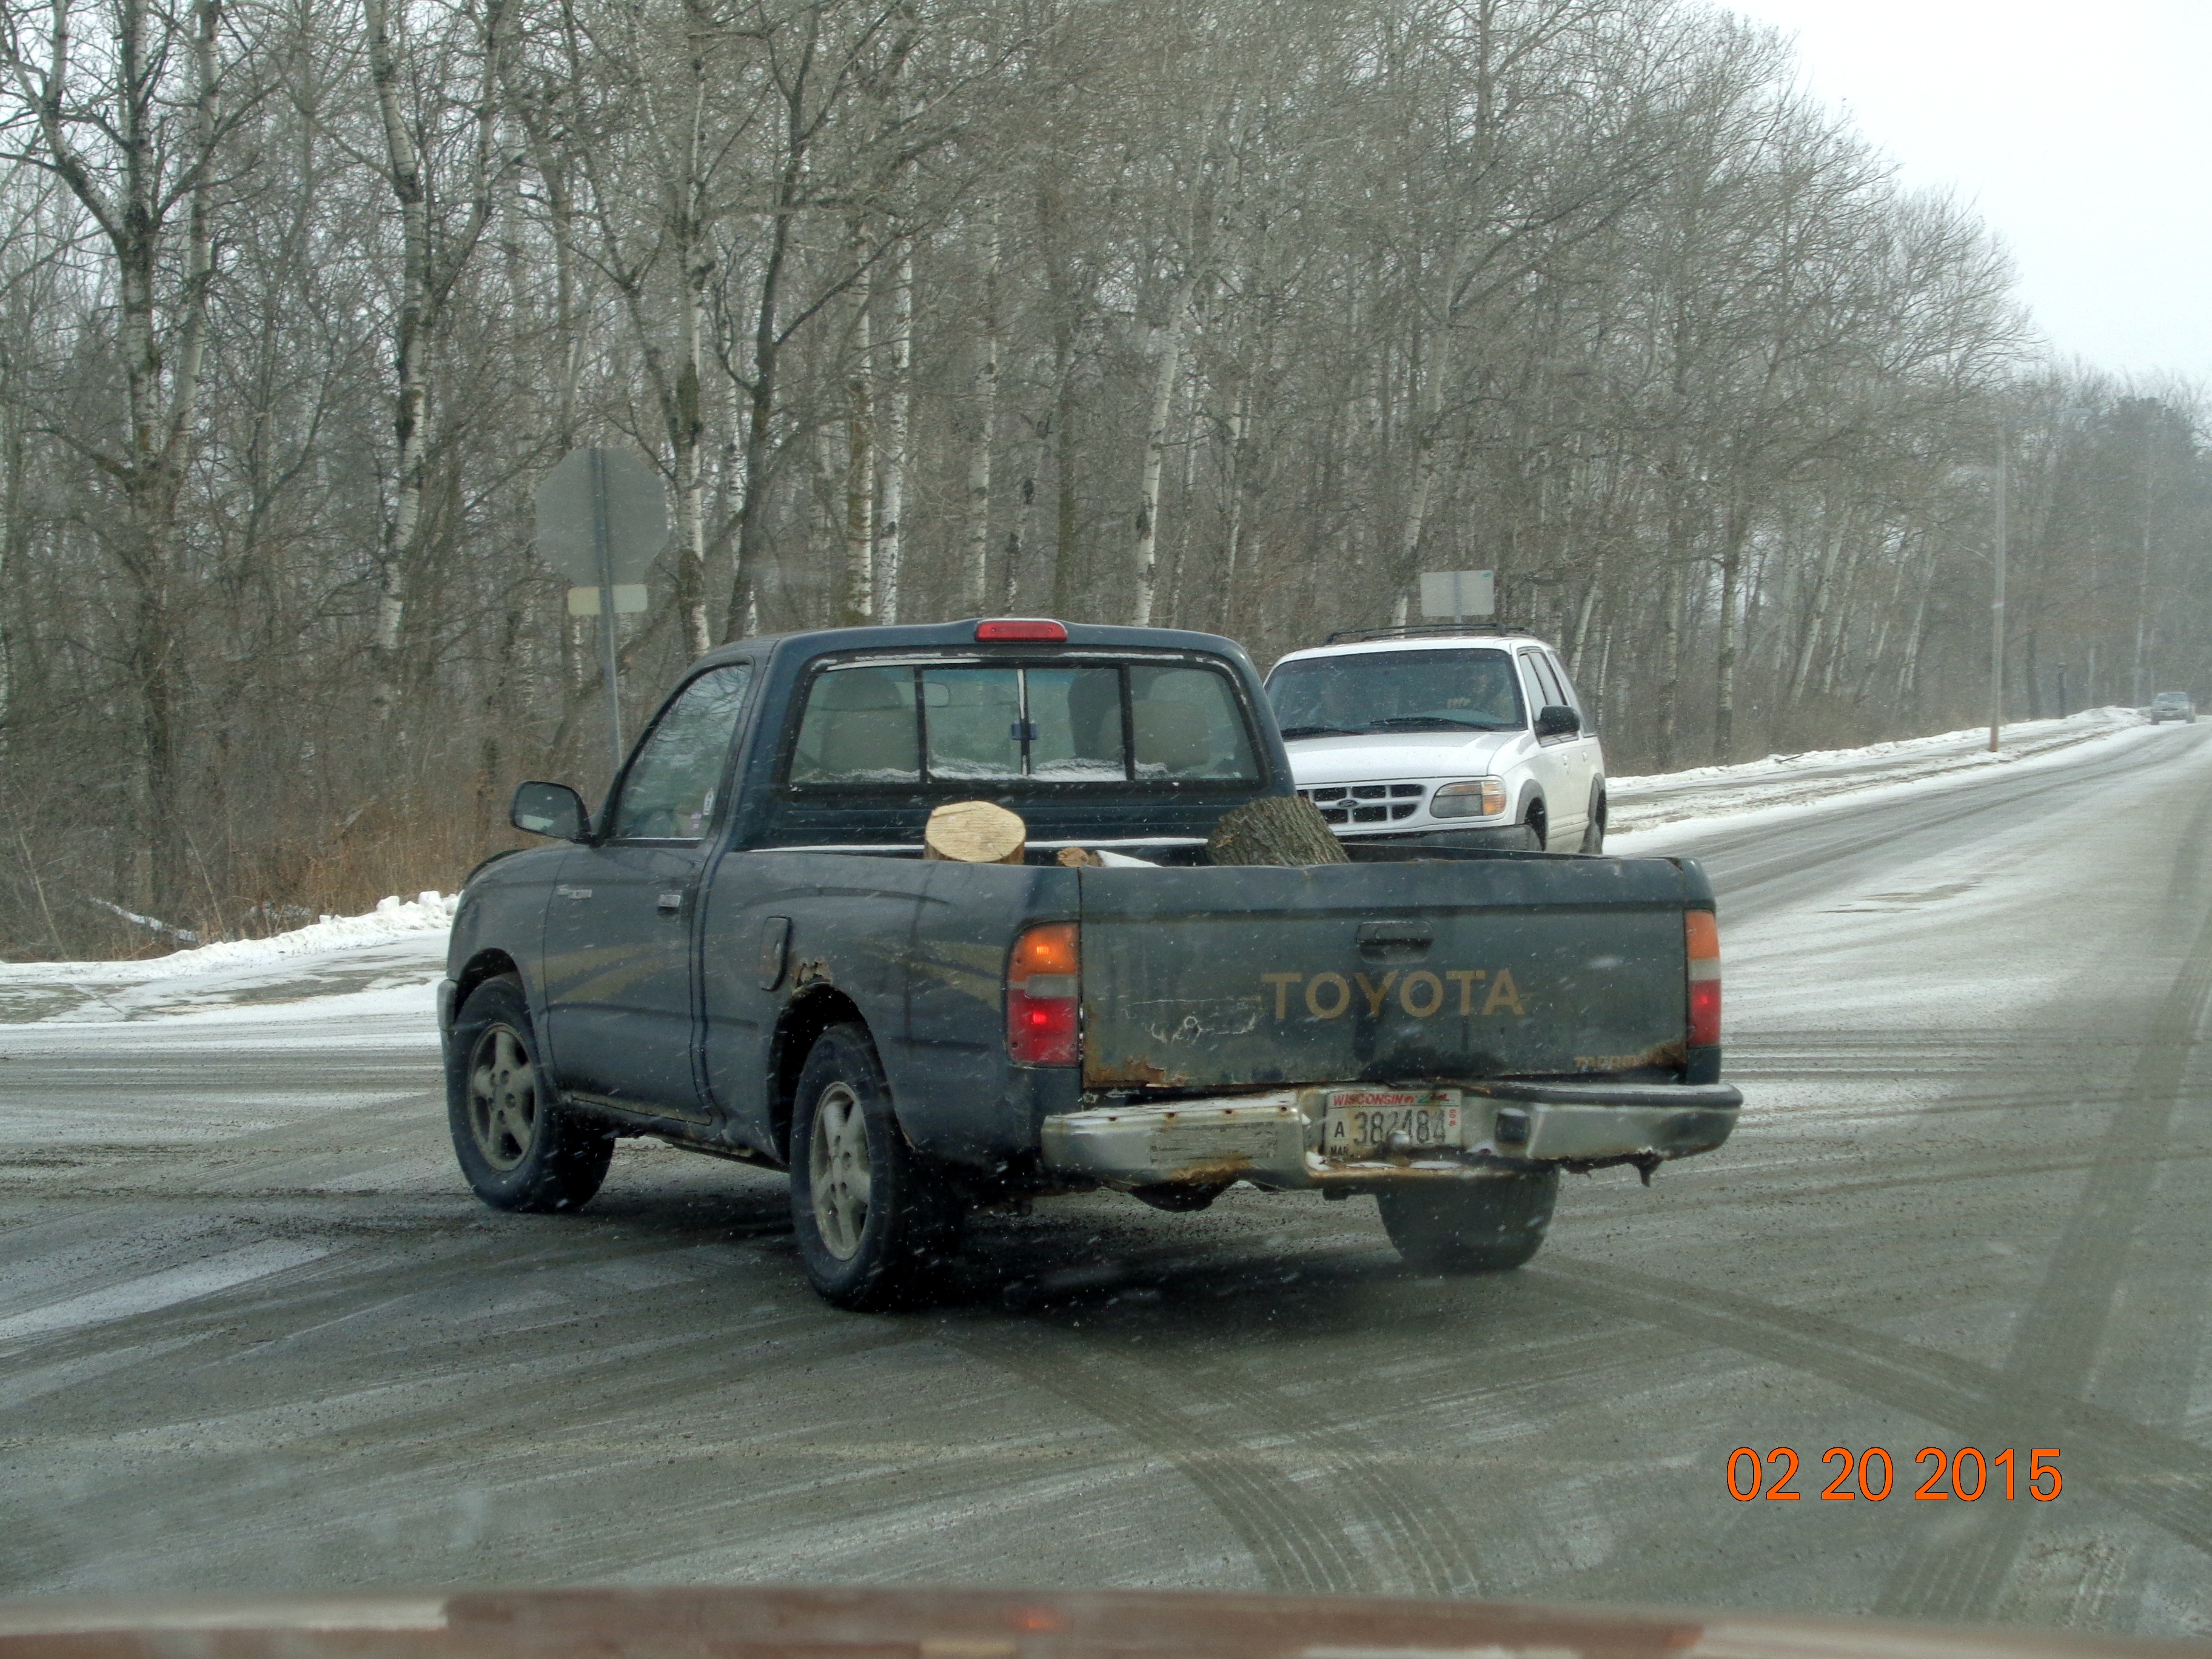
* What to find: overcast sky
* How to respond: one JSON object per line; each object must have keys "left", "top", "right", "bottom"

{"left": 1720, "top": 0, "right": 2212, "bottom": 386}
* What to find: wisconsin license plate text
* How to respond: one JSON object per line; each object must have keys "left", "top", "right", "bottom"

{"left": 1322, "top": 1090, "right": 1463, "bottom": 1156}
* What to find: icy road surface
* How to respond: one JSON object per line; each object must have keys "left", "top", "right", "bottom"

{"left": 4, "top": 714, "right": 2210, "bottom": 1638}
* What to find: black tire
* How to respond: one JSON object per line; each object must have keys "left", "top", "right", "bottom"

{"left": 789, "top": 1022, "right": 965, "bottom": 1310}
{"left": 445, "top": 976, "right": 614, "bottom": 1213}
{"left": 1578, "top": 786, "right": 1607, "bottom": 854}
{"left": 1378, "top": 1170, "right": 1559, "bottom": 1272}
{"left": 1524, "top": 799, "right": 1547, "bottom": 852}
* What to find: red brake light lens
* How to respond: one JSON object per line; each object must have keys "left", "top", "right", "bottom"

{"left": 976, "top": 618, "right": 1068, "bottom": 642}
{"left": 1008, "top": 922, "right": 1081, "bottom": 1066}
{"left": 1686, "top": 910, "right": 1721, "bottom": 1048}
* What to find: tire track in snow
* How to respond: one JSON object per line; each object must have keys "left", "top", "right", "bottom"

{"left": 1868, "top": 777, "right": 2212, "bottom": 1620}
{"left": 945, "top": 1324, "right": 1378, "bottom": 1595}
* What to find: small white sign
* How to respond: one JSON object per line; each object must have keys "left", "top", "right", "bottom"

{"left": 1419, "top": 569, "right": 1495, "bottom": 619}
{"left": 568, "top": 585, "right": 649, "bottom": 616}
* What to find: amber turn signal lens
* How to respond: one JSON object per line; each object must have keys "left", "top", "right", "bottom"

{"left": 1686, "top": 909, "right": 1721, "bottom": 1047}
{"left": 1008, "top": 923, "right": 1081, "bottom": 1066}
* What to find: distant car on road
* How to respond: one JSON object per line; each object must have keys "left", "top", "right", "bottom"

{"left": 1262, "top": 626, "right": 1607, "bottom": 853}
{"left": 2149, "top": 691, "right": 2197, "bottom": 723}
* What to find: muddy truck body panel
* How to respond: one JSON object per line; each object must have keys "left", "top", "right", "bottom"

{"left": 1076, "top": 856, "right": 1701, "bottom": 1094}
{"left": 442, "top": 618, "right": 1739, "bottom": 1237}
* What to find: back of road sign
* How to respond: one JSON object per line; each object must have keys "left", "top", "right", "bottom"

{"left": 1419, "top": 569, "right": 1495, "bottom": 622}
{"left": 533, "top": 448, "right": 668, "bottom": 586}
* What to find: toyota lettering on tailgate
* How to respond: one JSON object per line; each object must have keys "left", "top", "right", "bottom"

{"left": 1259, "top": 968, "right": 1525, "bottom": 1021}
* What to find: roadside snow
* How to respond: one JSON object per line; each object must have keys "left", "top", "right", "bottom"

{"left": 0, "top": 894, "right": 457, "bottom": 1033}
{"left": 1608, "top": 705, "right": 2157, "bottom": 850}
{"left": 0, "top": 893, "right": 457, "bottom": 987}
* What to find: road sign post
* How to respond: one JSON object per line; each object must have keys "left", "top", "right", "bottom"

{"left": 533, "top": 448, "right": 669, "bottom": 778}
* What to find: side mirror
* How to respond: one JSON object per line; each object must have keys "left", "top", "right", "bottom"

{"left": 1534, "top": 704, "right": 1581, "bottom": 739}
{"left": 511, "top": 780, "right": 590, "bottom": 841}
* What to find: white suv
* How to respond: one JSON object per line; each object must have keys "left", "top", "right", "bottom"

{"left": 1262, "top": 627, "right": 1606, "bottom": 853}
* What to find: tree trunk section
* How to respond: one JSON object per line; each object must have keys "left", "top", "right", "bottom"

{"left": 924, "top": 800, "right": 1026, "bottom": 864}
{"left": 877, "top": 238, "right": 912, "bottom": 624}
{"left": 1206, "top": 796, "right": 1349, "bottom": 866}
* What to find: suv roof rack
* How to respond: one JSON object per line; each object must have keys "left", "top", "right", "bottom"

{"left": 1320, "top": 622, "right": 1540, "bottom": 646}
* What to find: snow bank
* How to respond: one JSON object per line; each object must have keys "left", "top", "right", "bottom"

{"left": 1607, "top": 705, "right": 2152, "bottom": 838}
{"left": 0, "top": 892, "right": 459, "bottom": 985}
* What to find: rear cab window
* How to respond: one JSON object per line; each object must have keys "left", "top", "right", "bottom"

{"left": 787, "top": 653, "right": 1263, "bottom": 791}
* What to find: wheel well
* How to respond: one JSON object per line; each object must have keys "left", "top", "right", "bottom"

{"left": 455, "top": 949, "right": 521, "bottom": 1013}
{"left": 769, "top": 988, "right": 866, "bottom": 1163}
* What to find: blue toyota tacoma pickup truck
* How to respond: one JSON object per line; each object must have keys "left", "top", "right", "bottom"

{"left": 439, "top": 618, "right": 1739, "bottom": 1307}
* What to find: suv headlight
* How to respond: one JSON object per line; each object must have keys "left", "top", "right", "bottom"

{"left": 1432, "top": 779, "right": 1507, "bottom": 818}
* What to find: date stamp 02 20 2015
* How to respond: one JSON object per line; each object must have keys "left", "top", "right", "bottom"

{"left": 1728, "top": 1446, "right": 2063, "bottom": 1503}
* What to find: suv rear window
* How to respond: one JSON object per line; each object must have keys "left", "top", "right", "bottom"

{"left": 789, "top": 659, "right": 1261, "bottom": 787}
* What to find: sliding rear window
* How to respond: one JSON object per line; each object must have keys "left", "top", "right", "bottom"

{"left": 788, "top": 658, "right": 1261, "bottom": 787}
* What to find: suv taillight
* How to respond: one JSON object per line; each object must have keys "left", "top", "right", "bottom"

{"left": 1686, "top": 910, "right": 1721, "bottom": 1048}
{"left": 1008, "top": 923, "right": 1080, "bottom": 1066}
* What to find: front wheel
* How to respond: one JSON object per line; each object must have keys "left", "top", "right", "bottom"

{"left": 1378, "top": 1170, "right": 1558, "bottom": 1272}
{"left": 789, "top": 1022, "right": 964, "bottom": 1309}
{"left": 1523, "top": 800, "right": 1547, "bottom": 852}
{"left": 446, "top": 976, "right": 613, "bottom": 1212}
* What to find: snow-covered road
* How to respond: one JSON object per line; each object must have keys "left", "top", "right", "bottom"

{"left": 4, "top": 712, "right": 2210, "bottom": 1638}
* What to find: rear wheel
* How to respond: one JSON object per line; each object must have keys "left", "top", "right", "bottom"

{"left": 1378, "top": 1170, "right": 1558, "bottom": 1272}
{"left": 789, "top": 1022, "right": 965, "bottom": 1309}
{"left": 1578, "top": 786, "right": 1607, "bottom": 854}
{"left": 446, "top": 976, "right": 613, "bottom": 1212}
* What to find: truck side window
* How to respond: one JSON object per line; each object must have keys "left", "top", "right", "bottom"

{"left": 791, "top": 665, "right": 923, "bottom": 784}
{"left": 1128, "top": 665, "right": 1261, "bottom": 782}
{"left": 610, "top": 662, "right": 754, "bottom": 840}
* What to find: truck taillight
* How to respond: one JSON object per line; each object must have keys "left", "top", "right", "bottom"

{"left": 1008, "top": 923, "right": 1080, "bottom": 1066}
{"left": 1686, "top": 909, "right": 1721, "bottom": 1048}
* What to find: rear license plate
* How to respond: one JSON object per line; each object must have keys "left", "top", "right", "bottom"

{"left": 1321, "top": 1089, "right": 1463, "bottom": 1158}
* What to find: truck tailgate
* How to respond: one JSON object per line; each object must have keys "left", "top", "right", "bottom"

{"left": 1077, "top": 858, "right": 1697, "bottom": 1090}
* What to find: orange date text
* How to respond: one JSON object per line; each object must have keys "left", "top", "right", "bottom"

{"left": 1725, "top": 1446, "right": 2061, "bottom": 1503}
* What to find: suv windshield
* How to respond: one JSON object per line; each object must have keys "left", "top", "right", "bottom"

{"left": 1266, "top": 648, "right": 1526, "bottom": 737}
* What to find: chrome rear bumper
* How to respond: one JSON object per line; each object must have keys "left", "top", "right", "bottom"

{"left": 1040, "top": 1079, "right": 1742, "bottom": 1190}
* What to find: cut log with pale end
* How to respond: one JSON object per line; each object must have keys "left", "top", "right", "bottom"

{"left": 924, "top": 799, "right": 1028, "bottom": 865}
{"left": 1205, "top": 795, "right": 1350, "bottom": 866}
{"left": 1054, "top": 846, "right": 1104, "bottom": 868}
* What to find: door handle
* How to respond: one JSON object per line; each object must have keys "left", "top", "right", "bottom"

{"left": 556, "top": 885, "right": 593, "bottom": 901}
{"left": 657, "top": 891, "right": 685, "bottom": 913}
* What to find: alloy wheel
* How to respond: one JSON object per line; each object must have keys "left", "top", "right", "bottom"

{"left": 809, "top": 1082, "right": 873, "bottom": 1261}
{"left": 468, "top": 1025, "right": 539, "bottom": 1171}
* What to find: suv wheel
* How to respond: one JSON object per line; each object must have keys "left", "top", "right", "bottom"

{"left": 1578, "top": 786, "right": 1606, "bottom": 854}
